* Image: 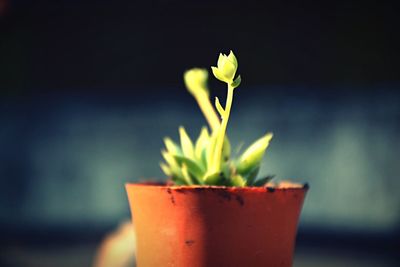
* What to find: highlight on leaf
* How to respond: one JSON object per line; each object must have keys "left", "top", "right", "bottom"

{"left": 179, "top": 126, "right": 194, "bottom": 159}
{"left": 236, "top": 133, "right": 273, "bottom": 174}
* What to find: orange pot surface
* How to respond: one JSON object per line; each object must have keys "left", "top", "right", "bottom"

{"left": 126, "top": 183, "right": 308, "bottom": 267}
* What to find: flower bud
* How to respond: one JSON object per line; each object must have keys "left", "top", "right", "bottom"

{"left": 211, "top": 51, "right": 240, "bottom": 87}
{"left": 184, "top": 68, "right": 209, "bottom": 96}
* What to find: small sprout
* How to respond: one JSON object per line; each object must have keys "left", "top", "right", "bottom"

{"left": 231, "top": 75, "right": 242, "bottom": 88}
{"left": 208, "top": 51, "right": 241, "bottom": 176}
{"left": 160, "top": 51, "right": 274, "bottom": 186}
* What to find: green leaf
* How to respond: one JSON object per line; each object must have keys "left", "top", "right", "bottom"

{"left": 179, "top": 126, "right": 194, "bottom": 158}
{"left": 215, "top": 97, "right": 225, "bottom": 118}
{"left": 203, "top": 172, "right": 223, "bottom": 185}
{"left": 242, "top": 165, "right": 260, "bottom": 186}
{"left": 200, "top": 147, "right": 208, "bottom": 169}
{"left": 161, "top": 150, "right": 182, "bottom": 178}
{"left": 252, "top": 175, "right": 275, "bottom": 186}
{"left": 164, "top": 137, "right": 181, "bottom": 155}
{"left": 161, "top": 150, "right": 178, "bottom": 169}
{"left": 222, "top": 136, "right": 231, "bottom": 162}
{"left": 160, "top": 162, "right": 172, "bottom": 177}
{"left": 195, "top": 127, "right": 210, "bottom": 161}
{"left": 174, "top": 155, "right": 205, "bottom": 183}
{"left": 221, "top": 162, "right": 232, "bottom": 181}
{"left": 236, "top": 133, "right": 273, "bottom": 174}
{"left": 231, "top": 174, "right": 246, "bottom": 187}
{"left": 171, "top": 175, "right": 188, "bottom": 185}
{"left": 172, "top": 177, "right": 188, "bottom": 185}
{"left": 206, "top": 131, "right": 218, "bottom": 168}
{"left": 234, "top": 142, "right": 244, "bottom": 156}
{"left": 181, "top": 164, "right": 194, "bottom": 185}
{"left": 231, "top": 75, "right": 241, "bottom": 89}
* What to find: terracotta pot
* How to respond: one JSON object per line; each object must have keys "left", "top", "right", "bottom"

{"left": 126, "top": 183, "right": 308, "bottom": 267}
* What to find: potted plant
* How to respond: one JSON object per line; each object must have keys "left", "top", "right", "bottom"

{"left": 126, "top": 51, "right": 308, "bottom": 267}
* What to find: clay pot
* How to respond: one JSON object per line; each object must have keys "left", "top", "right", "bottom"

{"left": 126, "top": 183, "right": 308, "bottom": 267}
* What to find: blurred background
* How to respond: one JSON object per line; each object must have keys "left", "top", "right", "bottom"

{"left": 1, "top": 0, "right": 399, "bottom": 266}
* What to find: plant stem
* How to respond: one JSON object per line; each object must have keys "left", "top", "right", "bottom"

{"left": 211, "top": 84, "right": 234, "bottom": 174}
{"left": 194, "top": 91, "right": 221, "bottom": 132}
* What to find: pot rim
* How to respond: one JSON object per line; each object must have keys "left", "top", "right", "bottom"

{"left": 125, "top": 181, "right": 309, "bottom": 192}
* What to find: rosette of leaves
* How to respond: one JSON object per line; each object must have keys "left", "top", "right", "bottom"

{"left": 160, "top": 51, "right": 274, "bottom": 186}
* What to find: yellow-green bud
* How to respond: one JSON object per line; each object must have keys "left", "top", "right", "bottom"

{"left": 211, "top": 51, "right": 241, "bottom": 88}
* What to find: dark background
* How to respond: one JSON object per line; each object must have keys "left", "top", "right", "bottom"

{"left": 1, "top": 0, "right": 399, "bottom": 266}
{"left": 1, "top": 0, "right": 399, "bottom": 91}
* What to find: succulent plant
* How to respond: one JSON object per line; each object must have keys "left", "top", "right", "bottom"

{"left": 160, "top": 51, "right": 274, "bottom": 186}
